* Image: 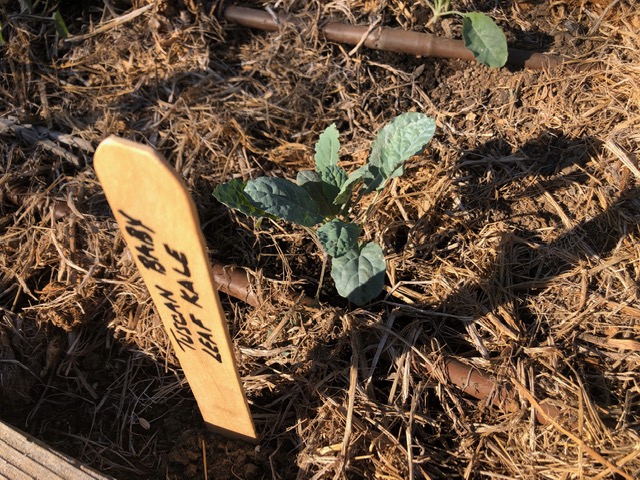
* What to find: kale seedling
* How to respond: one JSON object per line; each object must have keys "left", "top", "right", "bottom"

{"left": 425, "top": 0, "right": 508, "bottom": 68}
{"left": 214, "top": 112, "right": 436, "bottom": 306}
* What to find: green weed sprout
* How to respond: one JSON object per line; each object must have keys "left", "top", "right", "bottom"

{"left": 3, "top": 4, "right": 70, "bottom": 41}
{"left": 424, "top": 0, "right": 508, "bottom": 68}
{"left": 52, "top": 10, "right": 69, "bottom": 39}
{"left": 214, "top": 113, "right": 436, "bottom": 306}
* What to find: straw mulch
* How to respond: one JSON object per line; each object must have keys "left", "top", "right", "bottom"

{"left": 1, "top": 0, "right": 639, "bottom": 478}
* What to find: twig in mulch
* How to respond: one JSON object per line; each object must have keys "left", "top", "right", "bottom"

{"left": 63, "top": 3, "right": 154, "bottom": 44}
{"left": 0, "top": 117, "right": 93, "bottom": 167}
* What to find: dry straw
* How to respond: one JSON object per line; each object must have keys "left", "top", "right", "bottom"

{"left": 1, "top": 0, "right": 639, "bottom": 478}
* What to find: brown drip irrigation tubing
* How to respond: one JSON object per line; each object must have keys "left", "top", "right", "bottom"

{"left": 223, "top": 5, "right": 569, "bottom": 70}
{"left": 210, "top": 261, "right": 261, "bottom": 308}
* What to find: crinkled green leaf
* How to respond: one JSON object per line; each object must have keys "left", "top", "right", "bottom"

{"left": 321, "top": 164, "right": 348, "bottom": 204}
{"left": 213, "top": 179, "right": 269, "bottom": 218}
{"left": 367, "top": 112, "right": 436, "bottom": 192}
{"left": 315, "top": 124, "right": 340, "bottom": 173}
{"left": 245, "top": 177, "right": 323, "bottom": 227}
{"left": 320, "top": 164, "right": 347, "bottom": 190}
{"left": 462, "top": 13, "right": 508, "bottom": 68}
{"left": 314, "top": 124, "right": 348, "bottom": 205}
{"left": 334, "top": 164, "right": 368, "bottom": 204}
{"left": 297, "top": 167, "right": 347, "bottom": 215}
{"left": 330, "top": 242, "right": 386, "bottom": 305}
{"left": 317, "top": 220, "right": 361, "bottom": 258}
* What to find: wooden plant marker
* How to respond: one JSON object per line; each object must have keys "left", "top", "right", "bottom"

{"left": 94, "top": 136, "right": 257, "bottom": 442}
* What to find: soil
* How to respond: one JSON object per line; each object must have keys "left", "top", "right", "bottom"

{"left": 1, "top": 1, "right": 639, "bottom": 479}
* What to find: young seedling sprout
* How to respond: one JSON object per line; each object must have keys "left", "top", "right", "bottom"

{"left": 423, "top": 0, "right": 508, "bottom": 67}
{"left": 214, "top": 112, "right": 436, "bottom": 306}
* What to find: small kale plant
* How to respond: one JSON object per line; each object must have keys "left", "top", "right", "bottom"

{"left": 214, "top": 112, "right": 436, "bottom": 305}
{"left": 425, "top": 0, "right": 508, "bottom": 68}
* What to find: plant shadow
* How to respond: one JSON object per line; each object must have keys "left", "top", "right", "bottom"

{"left": 384, "top": 130, "right": 639, "bottom": 407}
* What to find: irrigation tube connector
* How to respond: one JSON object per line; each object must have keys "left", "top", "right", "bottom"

{"left": 222, "top": 5, "right": 570, "bottom": 70}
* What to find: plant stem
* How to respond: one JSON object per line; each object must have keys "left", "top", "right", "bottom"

{"left": 303, "top": 226, "right": 328, "bottom": 302}
{"left": 316, "top": 253, "right": 328, "bottom": 303}
{"left": 360, "top": 190, "right": 381, "bottom": 225}
{"left": 438, "top": 11, "right": 463, "bottom": 18}
{"left": 427, "top": 0, "right": 450, "bottom": 22}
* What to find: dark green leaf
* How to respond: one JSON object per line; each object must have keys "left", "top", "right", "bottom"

{"left": 245, "top": 177, "right": 323, "bottom": 227}
{"left": 462, "top": 13, "right": 508, "bottom": 68}
{"left": 297, "top": 170, "right": 336, "bottom": 217}
{"left": 320, "top": 165, "right": 348, "bottom": 204}
{"left": 361, "top": 164, "right": 386, "bottom": 193}
{"left": 334, "top": 165, "right": 368, "bottom": 204}
{"left": 317, "top": 220, "right": 361, "bottom": 258}
{"left": 297, "top": 170, "right": 321, "bottom": 185}
{"left": 213, "top": 179, "right": 270, "bottom": 218}
{"left": 300, "top": 166, "right": 349, "bottom": 211}
{"left": 330, "top": 242, "right": 386, "bottom": 305}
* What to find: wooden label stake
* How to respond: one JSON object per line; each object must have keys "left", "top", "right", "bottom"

{"left": 95, "top": 136, "right": 257, "bottom": 442}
